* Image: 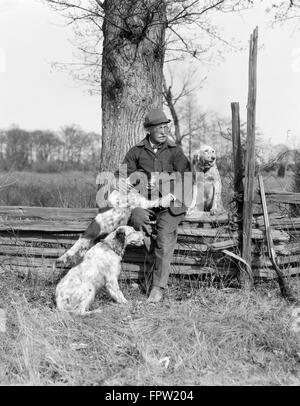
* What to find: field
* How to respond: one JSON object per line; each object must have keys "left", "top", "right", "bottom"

{"left": 0, "top": 171, "right": 97, "bottom": 208}
{"left": 1, "top": 274, "right": 300, "bottom": 386}
{"left": 1, "top": 169, "right": 300, "bottom": 386}
{"left": 0, "top": 169, "right": 295, "bottom": 208}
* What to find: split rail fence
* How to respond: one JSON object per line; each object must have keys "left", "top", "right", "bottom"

{"left": 0, "top": 194, "right": 299, "bottom": 284}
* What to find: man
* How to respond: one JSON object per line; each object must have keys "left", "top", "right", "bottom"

{"left": 120, "top": 108, "right": 191, "bottom": 303}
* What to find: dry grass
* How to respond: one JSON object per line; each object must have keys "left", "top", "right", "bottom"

{"left": 259, "top": 170, "right": 294, "bottom": 192}
{"left": 0, "top": 171, "right": 97, "bottom": 208}
{"left": 1, "top": 271, "right": 300, "bottom": 386}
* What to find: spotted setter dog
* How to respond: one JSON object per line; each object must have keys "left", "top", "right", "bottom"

{"left": 55, "top": 185, "right": 174, "bottom": 268}
{"left": 187, "top": 144, "right": 224, "bottom": 216}
{"left": 56, "top": 226, "right": 144, "bottom": 314}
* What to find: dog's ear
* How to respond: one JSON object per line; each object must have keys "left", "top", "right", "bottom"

{"left": 115, "top": 227, "right": 126, "bottom": 245}
{"left": 193, "top": 154, "right": 200, "bottom": 166}
{"left": 196, "top": 154, "right": 205, "bottom": 167}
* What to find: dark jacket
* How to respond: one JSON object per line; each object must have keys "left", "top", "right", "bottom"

{"left": 120, "top": 136, "right": 191, "bottom": 215}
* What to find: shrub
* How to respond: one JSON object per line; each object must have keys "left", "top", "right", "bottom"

{"left": 277, "top": 163, "right": 286, "bottom": 178}
{"left": 32, "top": 161, "right": 63, "bottom": 173}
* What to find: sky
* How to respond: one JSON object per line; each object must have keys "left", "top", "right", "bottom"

{"left": 0, "top": 0, "right": 300, "bottom": 148}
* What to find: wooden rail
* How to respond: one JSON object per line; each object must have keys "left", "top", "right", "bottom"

{"left": 253, "top": 191, "right": 300, "bottom": 205}
{"left": 1, "top": 204, "right": 299, "bottom": 285}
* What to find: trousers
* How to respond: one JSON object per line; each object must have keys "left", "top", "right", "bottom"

{"left": 147, "top": 209, "right": 185, "bottom": 288}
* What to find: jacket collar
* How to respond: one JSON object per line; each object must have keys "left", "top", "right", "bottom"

{"left": 136, "top": 136, "right": 177, "bottom": 149}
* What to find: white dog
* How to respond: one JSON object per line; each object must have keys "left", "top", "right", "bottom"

{"left": 56, "top": 184, "right": 174, "bottom": 268}
{"left": 56, "top": 226, "right": 144, "bottom": 315}
{"left": 188, "top": 144, "right": 224, "bottom": 216}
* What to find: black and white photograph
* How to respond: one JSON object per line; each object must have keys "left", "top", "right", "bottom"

{"left": 1, "top": 0, "right": 300, "bottom": 388}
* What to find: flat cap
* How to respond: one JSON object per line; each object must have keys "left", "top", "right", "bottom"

{"left": 143, "top": 109, "right": 171, "bottom": 127}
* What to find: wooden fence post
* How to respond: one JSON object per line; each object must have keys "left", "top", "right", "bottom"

{"left": 242, "top": 26, "right": 258, "bottom": 288}
{"left": 231, "top": 102, "right": 243, "bottom": 218}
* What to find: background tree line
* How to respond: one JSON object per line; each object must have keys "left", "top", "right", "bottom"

{"left": 0, "top": 125, "right": 101, "bottom": 172}
{"left": 0, "top": 106, "right": 281, "bottom": 175}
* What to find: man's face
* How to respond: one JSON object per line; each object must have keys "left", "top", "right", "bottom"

{"left": 148, "top": 123, "right": 169, "bottom": 144}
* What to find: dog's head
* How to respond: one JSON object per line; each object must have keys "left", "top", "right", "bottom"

{"left": 193, "top": 145, "right": 216, "bottom": 171}
{"left": 115, "top": 226, "right": 145, "bottom": 247}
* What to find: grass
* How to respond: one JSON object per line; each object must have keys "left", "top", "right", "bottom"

{"left": 0, "top": 171, "right": 97, "bottom": 208}
{"left": 1, "top": 270, "right": 300, "bottom": 386}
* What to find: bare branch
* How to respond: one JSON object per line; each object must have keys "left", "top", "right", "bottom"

{"left": 44, "top": 0, "right": 253, "bottom": 95}
{"left": 46, "top": 0, "right": 103, "bottom": 19}
{"left": 166, "top": 0, "right": 225, "bottom": 27}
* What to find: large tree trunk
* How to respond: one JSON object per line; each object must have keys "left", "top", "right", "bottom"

{"left": 100, "top": 0, "right": 166, "bottom": 172}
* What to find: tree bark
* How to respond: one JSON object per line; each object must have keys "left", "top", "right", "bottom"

{"left": 101, "top": 0, "right": 167, "bottom": 172}
{"left": 231, "top": 102, "right": 243, "bottom": 218}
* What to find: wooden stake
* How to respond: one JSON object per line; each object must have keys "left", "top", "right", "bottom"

{"left": 231, "top": 101, "right": 250, "bottom": 288}
{"left": 242, "top": 27, "right": 258, "bottom": 288}
{"left": 231, "top": 102, "right": 243, "bottom": 218}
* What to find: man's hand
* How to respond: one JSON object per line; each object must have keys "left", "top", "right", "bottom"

{"left": 159, "top": 193, "right": 175, "bottom": 208}
{"left": 129, "top": 207, "right": 154, "bottom": 236}
{"left": 186, "top": 198, "right": 197, "bottom": 216}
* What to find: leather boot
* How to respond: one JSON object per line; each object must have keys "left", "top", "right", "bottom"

{"left": 146, "top": 286, "right": 164, "bottom": 303}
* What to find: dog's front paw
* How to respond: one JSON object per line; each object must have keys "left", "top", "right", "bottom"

{"left": 55, "top": 253, "right": 71, "bottom": 267}
{"left": 55, "top": 253, "right": 75, "bottom": 268}
{"left": 55, "top": 250, "right": 84, "bottom": 268}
